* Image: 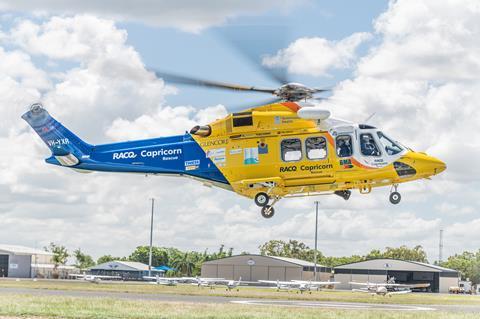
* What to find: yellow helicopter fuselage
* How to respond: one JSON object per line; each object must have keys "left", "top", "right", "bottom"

{"left": 191, "top": 102, "right": 446, "bottom": 203}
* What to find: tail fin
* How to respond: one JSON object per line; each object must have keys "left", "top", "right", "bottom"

{"left": 22, "top": 103, "right": 92, "bottom": 166}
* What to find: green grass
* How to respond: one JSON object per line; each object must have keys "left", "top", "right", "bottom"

{"left": 0, "top": 279, "right": 479, "bottom": 306}
{"left": 0, "top": 294, "right": 477, "bottom": 319}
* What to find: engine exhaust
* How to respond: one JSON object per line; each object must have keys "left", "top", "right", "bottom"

{"left": 190, "top": 125, "right": 211, "bottom": 137}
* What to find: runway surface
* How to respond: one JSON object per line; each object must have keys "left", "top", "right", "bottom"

{"left": 1, "top": 287, "right": 479, "bottom": 312}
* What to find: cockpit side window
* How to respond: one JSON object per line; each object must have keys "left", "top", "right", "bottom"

{"left": 377, "top": 132, "right": 403, "bottom": 156}
{"left": 281, "top": 138, "right": 302, "bottom": 162}
{"left": 336, "top": 135, "right": 353, "bottom": 158}
{"left": 360, "top": 133, "right": 381, "bottom": 156}
{"left": 306, "top": 137, "right": 327, "bottom": 160}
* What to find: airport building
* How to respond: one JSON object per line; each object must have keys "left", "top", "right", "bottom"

{"left": 0, "top": 244, "right": 76, "bottom": 278}
{"left": 201, "top": 254, "right": 332, "bottom": 282}
{"left": 333, "top": 258, "right": 459, "bottom": 293}
{"left": 88, "top": 260, "right": 163, "bottom": 280}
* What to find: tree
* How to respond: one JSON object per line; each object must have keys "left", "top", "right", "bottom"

{"left": 73, "top": 249, "right": 95, "bottom": 269}
{"left": 44, "top": 242, "right": 69, "bottom": 278}
{"left": 128, "top": 246, "right": 169, "bottom": 267}
{"left": 440, "top": 250, "right": 480, "bottom": 284}
{"left": 380, "top": 245, "right": 428, "bottom": 262}
{"left": 171, "top": 252, "right": 195, "bottom": 276}
{"left": 97, "top": 255, "right": 126, "bottom": 264}
{"left": 259, "top": 239, "right": 317, "bottom": 261}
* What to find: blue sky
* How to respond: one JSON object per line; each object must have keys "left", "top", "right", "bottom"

{"left": 121, "top": 0, "right": 389, "bottom": 108}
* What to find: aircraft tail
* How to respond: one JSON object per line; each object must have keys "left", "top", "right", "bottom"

{"left": 21, "top": 103, "right": 92, "bottom": 166}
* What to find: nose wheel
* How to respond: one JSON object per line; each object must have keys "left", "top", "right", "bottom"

{"left": 389, "top": 185, "right": 401, "bottom": 204}
{"left": 254, "top": 192, "right": 270, "bottom": 207}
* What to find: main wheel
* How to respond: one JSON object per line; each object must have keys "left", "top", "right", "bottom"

{"left": 261, "top": 205, "right": 275, "bottom": 218}
{"left": 254, "top": 192, "right": 270, "bottom": 207}
{"left": 389, "top": 192, "right": 401, "bottom": 204}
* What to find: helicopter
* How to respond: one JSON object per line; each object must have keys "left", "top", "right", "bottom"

{"left": 22, "top": 79, "right": 445, "bottom": 219}
{"left": 21, "top": 38, "right": 446, "bottom": 219}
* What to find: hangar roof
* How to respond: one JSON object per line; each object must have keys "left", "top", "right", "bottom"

{"left": 203, "top": 254, "right": 327, "bottom": 268}
{"left": 334, "top": 258, "right": 458, "bottom": 273}
{"left": 0, "top": 244, "right": 53, "bottom": 256}
{"left": 89, "top": 260, "right": 161, "bottom": 272}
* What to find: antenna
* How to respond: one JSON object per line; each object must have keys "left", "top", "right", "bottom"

{"left": 438, "top": 229, "right": 444, "bottom": 263}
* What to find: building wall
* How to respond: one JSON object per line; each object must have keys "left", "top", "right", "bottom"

{"left": 334, "top": 273, "right": 386, "bottom": 290}
{"left": 7, "top": 254, "right": 31, "bottom": 278}
{"left": 201, "top": 255, "right": 330, "bottom": 282}
{"left": 439, "top": 276, "right": 459, "bottom": 293}
{"left": 302, "top": 270, "right": 332, "bottom": 281}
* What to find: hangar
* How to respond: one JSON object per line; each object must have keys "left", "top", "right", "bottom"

{"left": 201, "top": 254, "right": 332, "bottom": 282}
{"left": 333, "top": 258, "right": 459, "bottom": 293}
{"left": 88, "top": 260, "right": 163, "bottom": 280}
{"left": 0, "top": 244, "right": 75, "bottom": 278}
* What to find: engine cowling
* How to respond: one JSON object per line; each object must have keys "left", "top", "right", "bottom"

{"left": 297, "top": 107, "right": 331, "bottom": 120}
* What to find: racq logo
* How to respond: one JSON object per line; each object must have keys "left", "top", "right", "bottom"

{"left": 112, "top": 151, "right": 137, "bottom": 160}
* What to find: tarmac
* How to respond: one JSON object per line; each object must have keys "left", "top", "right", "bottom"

{"left": 1, "top": 287, "right": 480, "bottom": 312}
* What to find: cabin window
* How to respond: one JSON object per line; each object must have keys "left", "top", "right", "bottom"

{"left": 360, "top": 133, "right": 381, "bottom": 156}
{"left": 377, "top": 131, "right": 403, "bottom": 155}
{"left": 306, "top": 137, "right": 327, "bottom": 160}
{"left": 336, "top": 135, "right": 353, "bottom": 158}
{"left": 281, "top": 138, "right": 302, "bottom": 162}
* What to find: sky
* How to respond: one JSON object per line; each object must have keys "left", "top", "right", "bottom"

{"left": 0, "top": 0, "right": 479, "bottom": 263}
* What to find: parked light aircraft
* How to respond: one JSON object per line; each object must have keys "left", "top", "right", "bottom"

{"left": 69, "top": 273, "right": 121, "bottom": 283}
{"left": 143, "top": 275, "right": 182, "bottom": 286}
{"left": 349, "top": 278, "right": 427, "bottom": 296}
{"left": 259, "top": 279, "right": 340, "bottom": 293}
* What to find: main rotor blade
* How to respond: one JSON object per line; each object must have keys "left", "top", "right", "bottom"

{"left": 153, "top": 70, "right": 276, "bottom": 94}
{"left": 218, "top": 26, "right": 290, "bottom": 85}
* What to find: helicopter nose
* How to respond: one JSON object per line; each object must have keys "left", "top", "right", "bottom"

{"left": 401, "top": 152, "right": 446, "bottom": 177}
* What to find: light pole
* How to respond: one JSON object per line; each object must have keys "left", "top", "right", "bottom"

{"left": 148, "top": 198, "right": 155, "bottom": 277}
{"left": 314, "top": 201, "right": 319, "bottom": 281}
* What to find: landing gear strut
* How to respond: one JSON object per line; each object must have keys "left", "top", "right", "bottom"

{"left": 389, "top": 184, "right": 401, "bottom": 204}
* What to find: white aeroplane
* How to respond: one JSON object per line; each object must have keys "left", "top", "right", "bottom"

{"left": 69, "top": 273, "right": 121, "bottom": 283}
{"left": 143, "top": 275, "right": 183, "bottom": 286}
{"left": 349, "top": 278, "right": 422, "bottom": 297}
{"left": 183, "top": 276, "right": 225, "bottom": 288}
{"left": 221, "top": 277, "right": 242, "bottom": 291}
{"left": 259, "top": 279, "right": 340, "bottom": 294}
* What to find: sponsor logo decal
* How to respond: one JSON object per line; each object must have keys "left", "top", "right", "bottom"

{"left": 340, "top": 159, "right": 354, "bottom": 169}
{"left": 229, "top": 148, "right": 242, "bottom": 155}
{"left": 280, "top": 166, "right": 297, "bottom": 172}
{"left": 185, "top": 159, "right": 200, "bottom": 166}
{"left": 280, "top": 163, "right": 333, "bottom": 173}
{"left": 244, "top": 147, "right": 259, "bottom": 165}
{"left": 113, "top": 151, "right": 137, "bottom": 160}
{"left": 112, "top": 148, "right": 182, "bottom": 161}
{"left": 200, "top": 139, "right": 228, "bottom": 147}
{"left": 258, "top": 142, "right": 268, "bottom": 154}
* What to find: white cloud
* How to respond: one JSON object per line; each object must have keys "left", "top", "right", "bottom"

{"left": 0, "top": 0, "right": 301, "bottom": 33}
{"left": 263, "top": 32, "right": 371, "bottom": 76}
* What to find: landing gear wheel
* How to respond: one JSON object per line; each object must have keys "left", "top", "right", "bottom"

{"left": 261, "top": 205, "right": 275, "bottom": 218}
{"left": 254, "top": 192, "right": 270, "bottom": 207}
{"left": 389, "top": 192, "right": 401, "bottom": 204}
